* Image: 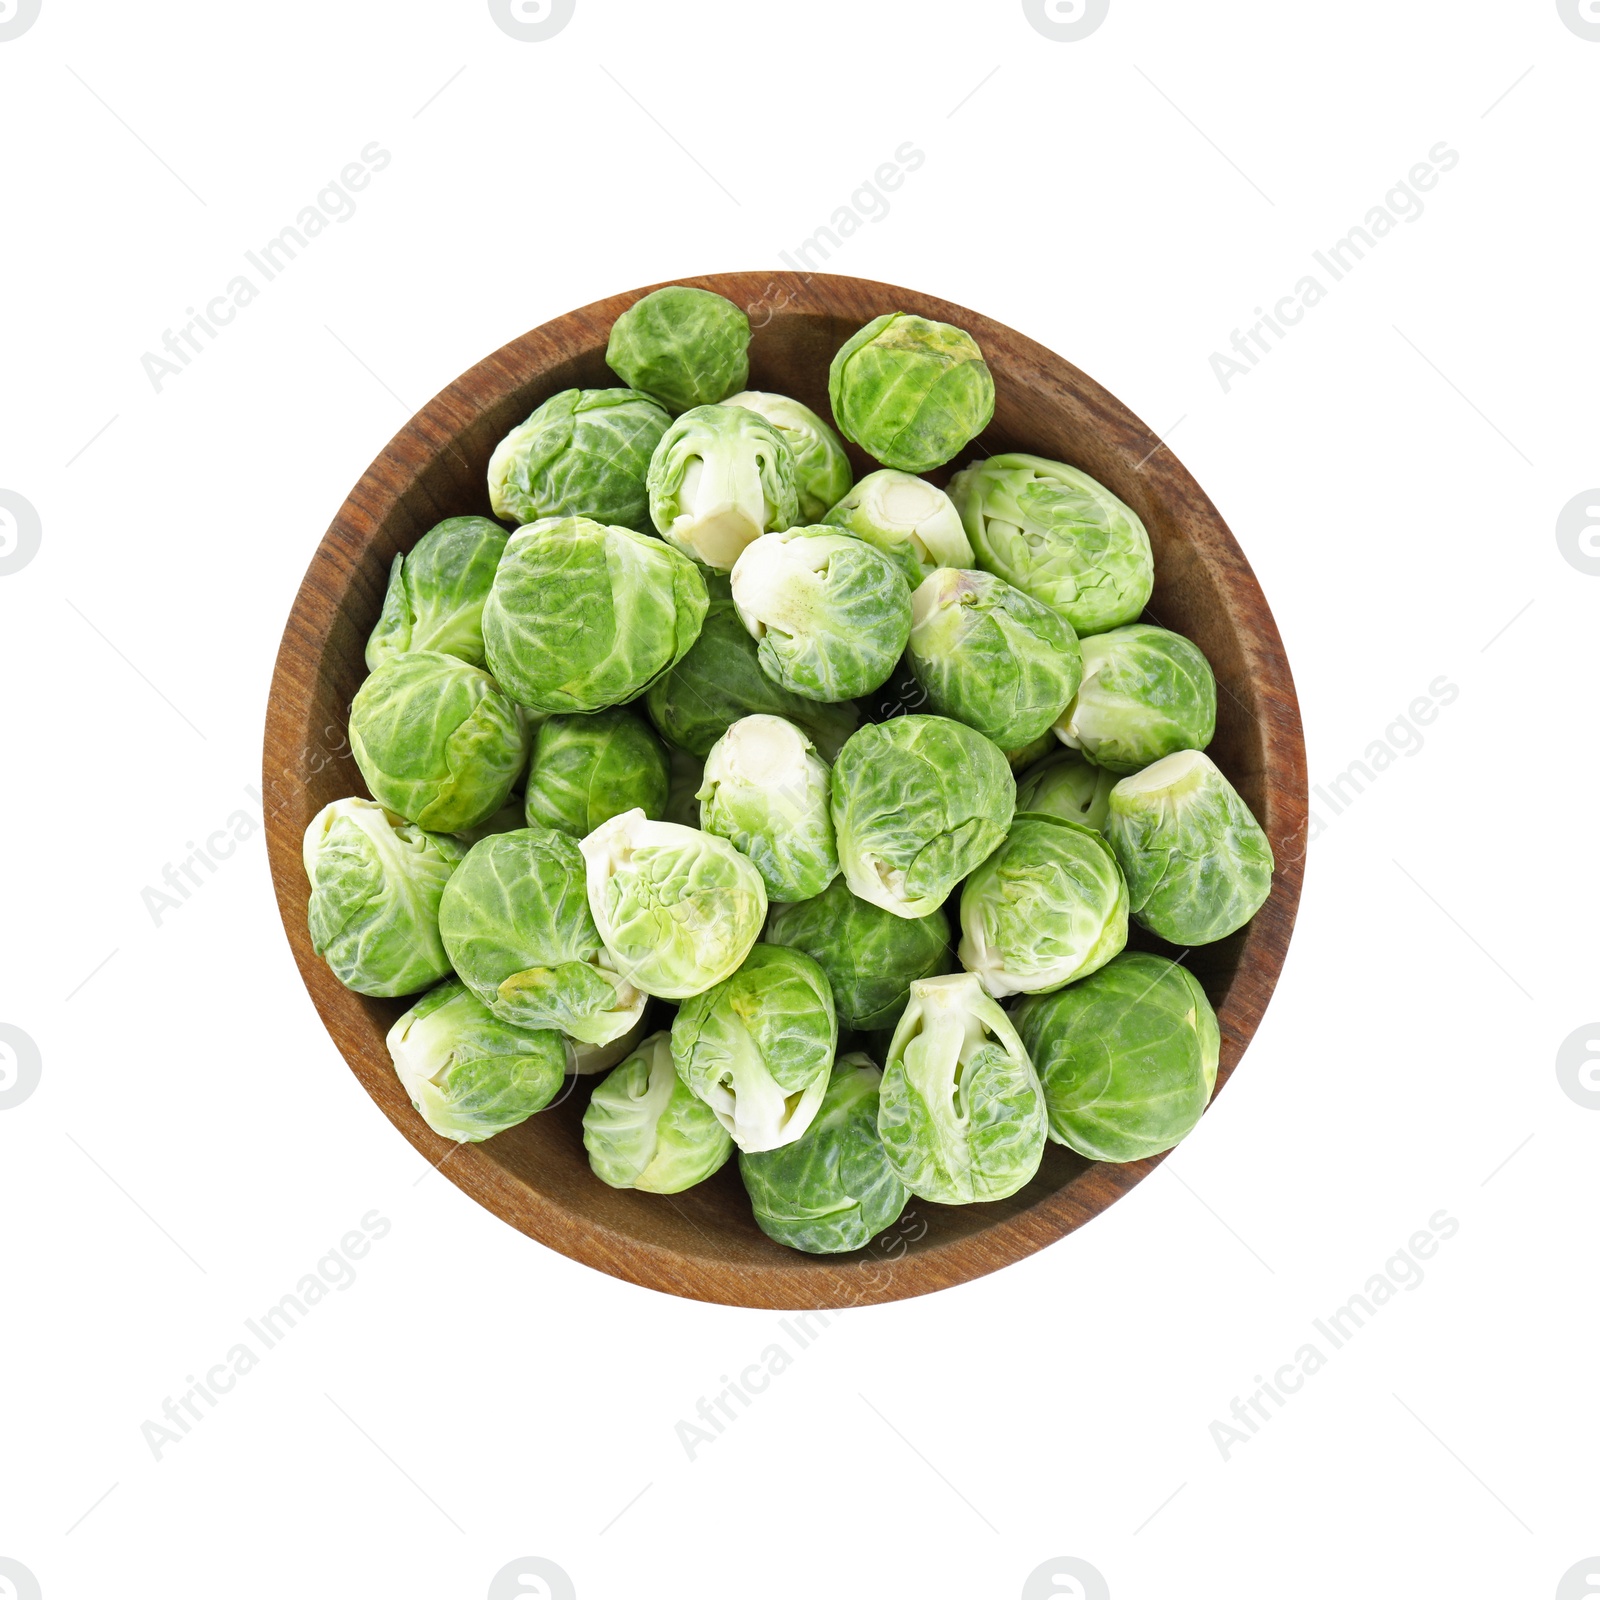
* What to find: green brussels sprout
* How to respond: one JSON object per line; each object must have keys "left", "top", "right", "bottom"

{"left": 643, "top": 594, "right": 858, "bottom": 759}
{"left": 730, "top": 527, "right": 912, "bottom": 703}
{"left": 765, "top": 876, "right": 953, "bottom": 1031}
{"left": 948, "top": 453, "right": 1153, "bottom": 636}
{"left": 365, "top": 517, "right": 509, "bottom": 672}
{"left": 698, "top": 715, "right": 838, "bottom": 903}
{"left": 820, "top": 468, "right": 973, "bottom": 587}
{"left": 482, "top": 517, "right": 708, "bottom": 714}
{"left": 906, "top": 567, "right": 1084, "bottom": 750}
{"left": 1104, "top": 750, "right": 1274, "bottom": 945}
{"left": 828, "top": 313, "right": 995, "bottom": 473}
{"left": 486, "top": 388, "right": 671, "bottom": 532}
{"left": 957, "top": 814, "right": 1128, "bottom": 998}
{"left": 1013, "top": 953, "right": 1220, "bottom": 1161}
{"left": 565, "top": 1013, "right": 648, "bottom": 1077}
{"left": 302, "top": 798, "right": 464, "bottom": 997}
{"left": 438, "top": 827, "right": 645, "bottom": 1045}
{"left": 647, "top": 404, "right": 800, "bottom": 571}
{"left": 1006, "top": 731, "right": 1060, "bottom": 772}
{"left": 580, "top": 808, "right": 767, "bottom": 999}
{"left": 349, "top": 650, "right": 530, "bottom": 833}
{"left": 523, "top": 710, "right": 669, "bottom": 839}
{"left": 582, "top": 1030, "right": 734, "bottom": 1192}
{"left": 877, "top": 972, "right": 1045, "bottom": 1203}
{"left": 740, "top": 1054, "right": 909, "bottom": 1253}
{"left": 721, "top": 391, "right": 852, "bottom": 522}
{"left": 830, "top": 715, "right": 1015, "bottom": 918}
{"left": 455, "top": 797, "right": 537, "bottom": 848}
{"left": 1054, "top": 623, "right": 1217, "bottom": 775}
{"left": 671, "top": 944, "right": 836, "bottom": 1152}
{"left": 606, "top": 285, "right": 751, "bottom": 414}
{"left": 387, "top": 979, "right": 565, "bottom": 1143}
{"left": 662, "top": 744, "right": 704, "bottom": 827}
{"left": 1014, "top": 750, "right": 1116, "bottom": 833}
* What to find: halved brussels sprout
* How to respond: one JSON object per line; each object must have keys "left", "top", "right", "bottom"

{"left": 830, "top": 715, "right": 1015, "bottom": 918}
{"left": 671, "top": 944, "right": 836, "bottom": 1152}
{"left": 877, "top": 972, "right": 1045, "bottom": 1203}
{"left": 387, "top": 979, "right": 565, "bottom": 1143}
{"left": 582, "top": 1030, "right": 734, "bottom": 1192}
{"left": 606, "top": 285, "right": 751, "bottom": 414}
{"left": 721, "top": 391, "right": 852, "bottom": 522}
{"left": 821, "top": 468, "right": 972, "bottom": 587}
{"left": 349, "top": 650, "right": 530, "bottom": 833}
{"left": 303, "top": 798, "right": 464, "bottom": 997}
{"left": 365, "top": 516, "right": 509, "bottom": 672}
{"left": 948, "top": 453, "right": 1153, "bottom": 636}
{"left": 647, "top": 404, "right": 799, "bottom": 571}
{"left": 765, "top": 876, "right": 953, "bottom": 1031}
{"left": 907, "top": 567, "right": 1084, "bottom": 750}
{"left": 828, "top": 313, "right": 994, "bottom": 473}
{"left": 1055, "top": 623, "right": 1216, "bottom": 775}
{"left": 482, "top": 517, "right": 708, "bottom": 714}
{"left": 698, "top": 715, "right": 838, "bottom": 903}
{"left": 1013, "top": 953, "right": 1220, "bottom": 1161}
{"left": 730, "top": 526, "right": 911, "bottom": 703}
{"left": 486, "top": 388, "right": 670, "bottom": 531}
{"left": 523, "top": 710, "right": 669, "bottom": 839}
{"left": 1014, "top": 750, "right": 1116, "bottom": 833}
{"left": 740, "top": 1054, "right": 908, "bottom": 1253}
{"left": 1104, "top": 750, "right": 1274, "bottom": 945}
{"left": 958, "top": 813, "right": 1128, "bottom": 998}
{"left": 579, "top": 809, "right": 767, "bottom": 998}
{"left": 438, "top": 827, "right": 645, "bottom": 1045}
{"left": 644, "top": 592, "right": 859, "bottom": 758}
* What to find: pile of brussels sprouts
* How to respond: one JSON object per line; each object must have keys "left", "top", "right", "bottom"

{"left": 302, "top": 285, "right": 1275, "bottom": 1255}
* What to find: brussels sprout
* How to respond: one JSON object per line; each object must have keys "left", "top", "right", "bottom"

{"left": 365, "top": 517, "right": 509, "bottom": 672}
{"left": 455, "top": 797, "right": 536, "bottom": 848}
{"left": 740, "top": 1054, "right": 908, "bottom": 1253}
{"left": 1013, "top": 953, "right": 1220, "bottom": 1161}
{"left": 643, "top": 594, "right": 859, "bottom": 759}
{"left": 580, "top": 808, "right": 767, "bottom": 999}
{"left": 647, "top": 405, "right": 799, "bottom": 571}
{"left": 765, "top": 876, "right": 953, "bottom": 1031}
{"left": 1054, "top": 623, "right": 1217, "bottom": 775}
{"left": 387, "top": 979, "right": 565, "bottom": 1143}
{"left": 698, "top": 715, "right": 838, "bottom": 903}
{"left": 565, "top": 1012, "right": 648, "bottom": 1077}
{"left": 821, "top": 468, "right": 973, "bottom": 588}
{"left": 1014, "top": 750, "right": 1116, "bottom": 833}
{"left": 438, "top": 827, "right": 645, "bottom": 1045}
{"left": 523, "top": 710, "right": 669, "bottom": 839}
{"left": 1005, "top": 731, "right": 1059, "bottom": 772}
{"left": 486, "top": 388, "right": 670, "bottom": 532}
{"left": 1104, "top": 751, "right": 1274, "bottom": 945}
{"left": 482, "top": 517, "right": 708, "bottom": 714}
{"left": 349, "top": 651, "right": 530, "bottom": 833}
{"left": 958, "top": 814, "right": 1128, "bottom": 998}
{"left": 302, "top": 798, "right": 464, "bottom": 997}
{"left": 730, "top": 527, "right": 912, "bottom": 703}
{"left": 907, "top": 567, "right": 1084, "bottom": 750}
{"left": 877, "top": 972, "right": 1045, "bottom": 1203}
{"left": 671, "top": 944, "right": 836, "bottom": 1152}
{"left": 721, "top": 391, "right": 852, "bottom": 522}
{"left": 606, "top": 285, "right": 751, "bottom": 414}
{"left": 828, "top": 313, "right": 995, "bottom": 473}
{"left": 948, "top": 453, "right": 1153, "bottom": 636}
{"left": 831, "top": 715, "right": 1015, "bottom": 918}
{"left": 659, "top": 747, "right": 701, "bottom": 829}
{"left": 582, "top": 1030, "right": 734, "bottom": 1192}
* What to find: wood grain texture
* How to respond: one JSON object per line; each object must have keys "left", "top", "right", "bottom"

{"left": 263, "top": 272, "right": 1307, "bottom": 1309}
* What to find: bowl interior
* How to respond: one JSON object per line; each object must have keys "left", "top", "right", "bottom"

{"left": 263, "top": 272, "right": 1306, "bottom": 1308}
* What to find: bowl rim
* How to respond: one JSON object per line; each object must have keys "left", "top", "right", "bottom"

{"left": 263, "top": 270, "right": 1307, "bottom": 1309}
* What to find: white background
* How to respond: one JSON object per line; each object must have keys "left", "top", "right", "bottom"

{"left": 2, "top": 2, "right": 1596, "bottom": 1597}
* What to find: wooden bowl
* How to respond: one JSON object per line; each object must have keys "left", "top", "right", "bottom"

{"left": 263, "top": 272, "right": 1306, "bottom": 1309}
